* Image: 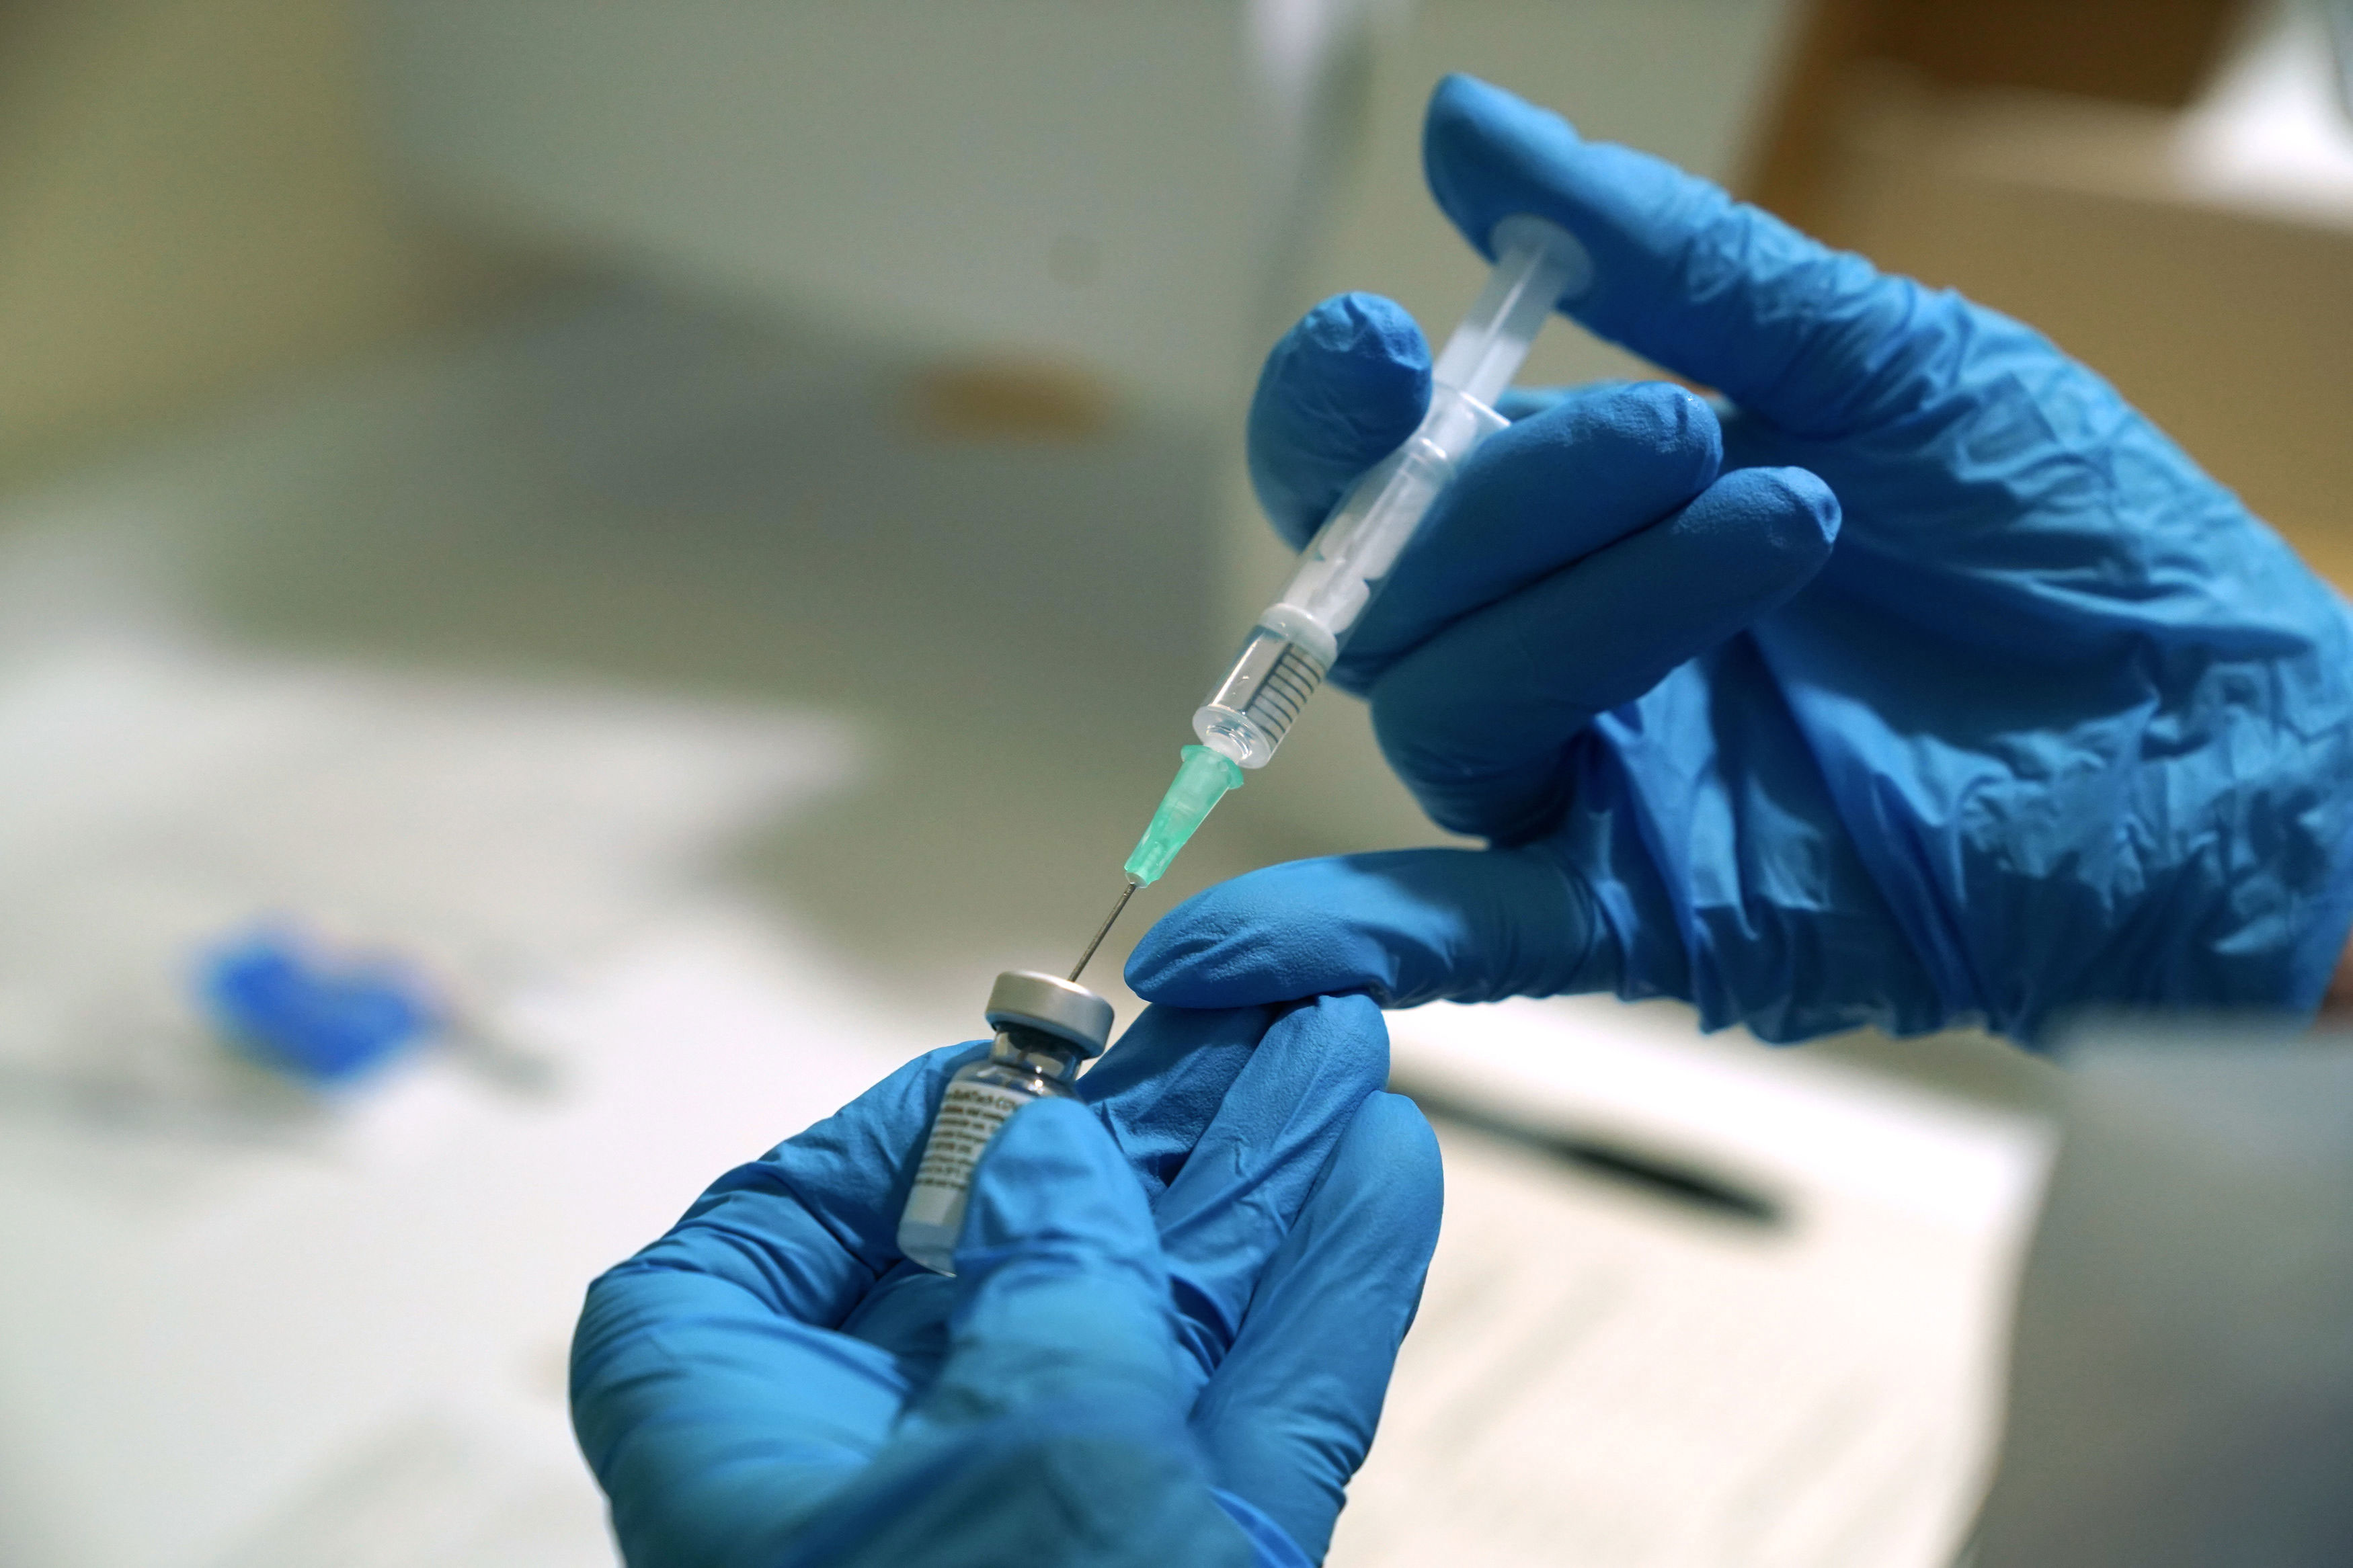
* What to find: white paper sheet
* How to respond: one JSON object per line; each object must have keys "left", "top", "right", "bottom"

{"left": 1331, "top": 998, "right": 2055, "bottom": 1568}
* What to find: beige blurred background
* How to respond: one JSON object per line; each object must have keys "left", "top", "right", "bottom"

{"left": 9, "top": 0, "right": 2349, "bottom": 568}
{"left": 0, "top": 0, "right": 547, "bottom": 491}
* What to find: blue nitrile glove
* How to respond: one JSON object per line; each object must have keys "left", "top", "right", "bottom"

{"left": 1131, "top": 74, "right": 2353, "bottom": 1044}
{"left": 569, "top": 995, "right": 1439, "bottom": 1568}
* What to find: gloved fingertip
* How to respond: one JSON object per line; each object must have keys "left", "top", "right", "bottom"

{"left": 1761, "top": 462, "right": 1842, "bottom": 544}
{"left": 1128, "top": 849, "right": 1599, "bottom": 1009}
{"left": 1423, "top": 75, "right": 1583, "bottom": 255}
{"left": 1700, "top": 464, "right": 1841, "bottom": 589}
{"left": 1248, "top": 294, "right": 1433, "bottom": 549}
{"left": 1298, "top": 987, "right": 1387, "bottom": 1038}
{"left": 1124, "top": 862, "right": 1392, "bottom": 1008}
{"left": 1356, "top": 1088, "right": 1443, "bottom": 1183}
{"left": 1291, "top": 291, "right": 1429, "bottom": 371}
{"left": 1484, "top": 378, "right": 1723, "bottom": 500}
{"left": 1121, "top": 883, "right": 1237, "bottom": 1001}
{"left": 959, "top": 1098, "right": 1157, "bottom": 1274}
{"left": 1318, "top": 1091, "right": 1444, "bottom": 1251}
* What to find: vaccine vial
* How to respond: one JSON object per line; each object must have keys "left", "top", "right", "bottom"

{"left": 898, "top": 968, "right": 1113, "bottom": 1275}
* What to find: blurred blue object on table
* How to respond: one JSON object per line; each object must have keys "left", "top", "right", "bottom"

{"left": 199, "top": 925, "right": 442, "bottom": 1085}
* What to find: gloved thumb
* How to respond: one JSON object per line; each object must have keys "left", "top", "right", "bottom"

{"left": 1247, "top": 292, "right": 1431, "bottom": 550}
{"left": 924, "top": 1098, "right": 1185, "bottom": 1420}
{"left": 1127, "top": 846, "right": 1611, "bottom": 1010}
{"left": 836, "top": 1100, "right": 1264, "bottom": 1568}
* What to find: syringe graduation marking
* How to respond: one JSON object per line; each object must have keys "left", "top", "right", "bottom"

{"left": 1250, "top": 646, "right": 1322, "bottom": 731}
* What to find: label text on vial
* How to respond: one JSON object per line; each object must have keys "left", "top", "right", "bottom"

{"left": 910, "top": 1081, "right": 1031, "bottom": 1196}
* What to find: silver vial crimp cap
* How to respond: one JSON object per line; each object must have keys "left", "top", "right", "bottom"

{"left": 986, "top": 970, "right": 1114, "bottom": 1059}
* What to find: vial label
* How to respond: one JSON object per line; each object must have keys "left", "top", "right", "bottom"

{"left": 904, "top": 1080, "right": 1033, "bottom": 1223}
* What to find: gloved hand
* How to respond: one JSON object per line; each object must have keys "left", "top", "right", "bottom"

{"left": 1130, "top": 74, "right": 2353, "bottom": 1044}
{"left": 569, "top": 996, "right": 1439, "bottom": 1568}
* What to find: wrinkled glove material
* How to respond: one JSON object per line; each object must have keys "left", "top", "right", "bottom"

{"left": 571, "top": 997, "right": 1439, "bottom": 1567}
{"left": 1132, "top": 75, "right": 2353, "bottom": 1044}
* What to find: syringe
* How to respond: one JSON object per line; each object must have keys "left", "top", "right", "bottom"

{"left": 1111, "top": 214, "right": 1591, "bottom": 902}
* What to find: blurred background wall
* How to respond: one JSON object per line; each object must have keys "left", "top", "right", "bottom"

{"left": 0, "top": 0, "right": 543, "bottom": 491}
{"left": 10, "top": 0, "right": 2350, "bottom": 575}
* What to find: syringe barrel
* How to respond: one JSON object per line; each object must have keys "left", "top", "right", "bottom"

{"left": 1193, "top": 626, "right": 1329, "bottom": 768}
{"left": 1433, "top": 215, "right": 1591, "bottom": 406}
{"left": 1193, "top": 383, "right": 1507, "bottom": 767}
{"left": 1267, "top": 383, "right": 1508, "bottom": 659}
{"left": 1193, "top": 214, "right": 1588, "bottom": 770}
